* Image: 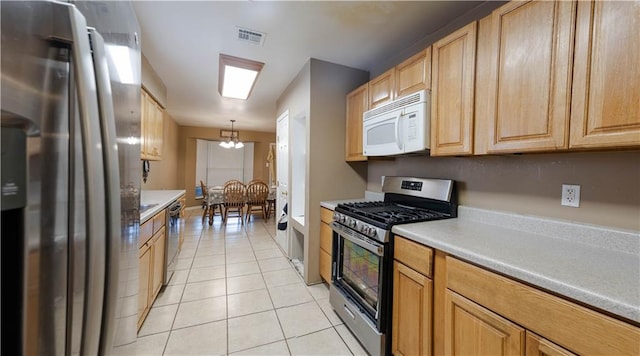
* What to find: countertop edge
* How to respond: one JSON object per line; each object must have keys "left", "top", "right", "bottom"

{"left": 140, "top": 190, "right": 186, "bottom": 224}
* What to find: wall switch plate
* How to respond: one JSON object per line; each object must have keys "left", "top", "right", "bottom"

{"left": 561, "top": 184, "right": 581, "bottom": 207}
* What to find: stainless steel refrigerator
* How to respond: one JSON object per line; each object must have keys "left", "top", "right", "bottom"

{"left": 1, "top": 1, "right": 141, "bottom": 354}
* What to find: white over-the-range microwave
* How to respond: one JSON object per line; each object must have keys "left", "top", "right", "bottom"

{"left": 362, "top": 89, "right": 430, "bottom": 156}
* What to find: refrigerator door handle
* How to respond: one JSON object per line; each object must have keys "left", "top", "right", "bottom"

{"left": 88, "top": 28, "right": 122, "bottom": 354}
{"left": 68, "top": 6, "right": 107, "bottom": 356}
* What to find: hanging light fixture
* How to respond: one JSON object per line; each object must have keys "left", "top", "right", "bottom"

{"left": 219, "top": 119, "right": 244, "bottom": 149}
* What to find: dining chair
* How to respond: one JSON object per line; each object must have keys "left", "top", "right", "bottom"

{"left": 200, "top": 180, "right": 213, "bottom": 224}
{"left": 224, "top": 179, "right": 243, "bottom": 187}
{"left": 206, "top": 186, "right": 224, "bottom": 225}
{"left": 222, "top": 181, "right": 246, "bottom": 223}
{"left": 245, "top": 181, "right": 269, "bottom": 222}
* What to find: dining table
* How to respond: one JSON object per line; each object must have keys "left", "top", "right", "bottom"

{"left": 206, "top": 185, "right": 276, "bottom": 222}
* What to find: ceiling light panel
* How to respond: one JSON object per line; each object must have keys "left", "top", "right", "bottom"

{"left": 219, "top": 54, "right": 264, "bottom": 100}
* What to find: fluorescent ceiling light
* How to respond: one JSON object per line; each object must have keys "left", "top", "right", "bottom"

{"left": 219, "top": 54, "right": 264, "bottom": 100}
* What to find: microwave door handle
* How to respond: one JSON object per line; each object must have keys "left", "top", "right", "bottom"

{"left": 395, "top": 114, "right": 403, "bottom": 151}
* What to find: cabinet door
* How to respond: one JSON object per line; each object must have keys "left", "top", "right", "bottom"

{"left": 151, "top": 101, "right": 163, "bottom": 159}
{"left": 569, "top": 0, "right": 640, "bottom": 148}
{"left": 431, "top": 22, "right": 477, "bottom": 156}
{"left": 319, "top": 222, "right": 332, "bottom": 253}
{"left": 140, "top": 90, "right": 149, "bottom": 159}
{"left": 150, "top": 226, "right": 166, "bottom": 302}
{"left": 395, "top": 47, "right": 432, "bottom": 98}
{"left": 525, "top": 332, "right": 576, "bottom": 356}
{"left": 345, "top": 83, "right": 369, "bottom": 161}
{"left": 137, "top": 243, "right": 151, "bottom": 329}
{"left": 444, "top": 290, "right": 525, "bottom": 356}
{"left": 392, "top": 262, "right": 433, "bottom": 356}
{"left": 369, "top": 67, "right": 395, "bottom": 109}
{"left": 485, "top": 0, "right": 576, "bottom": 153}
{"left": 319, "top": 249, "right": 332, "bottom": 283}
{"left": 319, "top": 216, "right": 333, "bottom": 282}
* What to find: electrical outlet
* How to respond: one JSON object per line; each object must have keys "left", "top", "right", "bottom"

{"left": 561, "top": 184, "right": 581, "bottom": 207}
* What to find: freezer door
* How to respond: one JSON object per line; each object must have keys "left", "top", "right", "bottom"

{"left": 1, "top": 1, "right": 109, "bottom": 355}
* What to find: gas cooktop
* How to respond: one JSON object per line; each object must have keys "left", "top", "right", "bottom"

{"left": 336, "top": 201, "right": 448, "bottom": 227}
{"left": 334, "top": 177, "right": 457, "bottom": 231}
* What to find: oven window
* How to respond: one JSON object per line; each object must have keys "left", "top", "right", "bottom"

{"left": 340, "top": 239, "right": 381, "bottom": 313}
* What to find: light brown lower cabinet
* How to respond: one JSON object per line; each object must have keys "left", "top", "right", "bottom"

{"left": 319, "top": 207, "right": 333, "bottom": 283}
{"left": 391, "top": 235, "right": 640, "bottom": 356}
{"left": 150, "top": 227, "right": 166, "bottom": 300}
{"left": 525, "top": 331, "right": 576, "bottom": 356}
{"left": 392, "top": 261, "right": 432, "bottom": 356}
{"left": 444, "top": 290, "right": 524, "bottom": 356}
{"left": 137, "top": 242, "right": 151, "bottom": 329}
{"left": 138, "top": 212, "right": 167, "bottom": 330}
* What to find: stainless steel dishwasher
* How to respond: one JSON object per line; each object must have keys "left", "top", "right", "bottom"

{"left": 164, "top": 200, "right": 183, "bottom": 285}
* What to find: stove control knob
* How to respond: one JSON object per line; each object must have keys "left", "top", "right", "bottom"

{"left": 367, "top": 228, "right": 377, "bottom": 238}
{"left": 333, "top": 212, "right": 339, "bottom": 221}
{"left": 348, "top": 219, "right": 356, "bottom": 228}
{"left": 359, "top": 225, "right": 367, "bottom": 234}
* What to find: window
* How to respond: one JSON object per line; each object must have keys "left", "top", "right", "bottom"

{"left": 195, "top": 139, "right": 254, "bottom": 198}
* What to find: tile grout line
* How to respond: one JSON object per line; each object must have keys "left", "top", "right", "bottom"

{"left": 162, "top": 217, "right": 205, "bottom": 355}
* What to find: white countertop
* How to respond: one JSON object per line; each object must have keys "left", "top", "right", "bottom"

{"left": 392, "top": 206, "right": 640, "bottom": 323}
{"left": 140, "top": 190, "right": 186, "bottom": 223}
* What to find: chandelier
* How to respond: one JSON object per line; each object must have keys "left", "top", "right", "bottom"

{"left": 219, "top": 119, "right": 244, "bottom": 149}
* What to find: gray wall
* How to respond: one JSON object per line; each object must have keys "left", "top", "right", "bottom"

{"left": 276, "top": 58, "right": 369, "bottom": 284}
{"left": 367, "top": 150, "right": 640, "bottom": 231}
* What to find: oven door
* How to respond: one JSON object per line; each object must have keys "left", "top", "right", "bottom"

{"left": 331, "top": 222, "right": 385, "bottom": 328}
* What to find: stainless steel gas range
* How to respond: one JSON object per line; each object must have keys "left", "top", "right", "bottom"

{"left": 329, "top": 176, "right": 457, "bottom": 356}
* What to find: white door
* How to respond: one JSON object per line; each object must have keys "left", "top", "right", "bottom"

{"left": 276, "top": 111, "right": 289, "bottom": 256}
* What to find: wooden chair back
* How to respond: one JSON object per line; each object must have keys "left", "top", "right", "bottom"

{"left": 224, "top": 179, "right": 243, "bottom": 188}
{"left": 200, "top": 180, "right": 208, "bottom": 200}
{"left": 245, "top": 181, "right": 269, "bottom": 221}
{"left": 246, "top": 181, "right": 269, "bottom": 204}
{"left": 223, "top": 181, "right": 246, "bottom": 208}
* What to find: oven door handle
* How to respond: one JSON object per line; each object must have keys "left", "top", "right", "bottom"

{"left": 331, "top": 222, "right": 384, "bottom": 257}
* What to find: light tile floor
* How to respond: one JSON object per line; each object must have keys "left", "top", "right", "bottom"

{"left": 117, "top": 208, "right": 368, "bottom": 355}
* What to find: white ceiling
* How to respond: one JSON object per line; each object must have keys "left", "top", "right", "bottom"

{"left": 132, "top": 1, "right": 494, "bottom": 133}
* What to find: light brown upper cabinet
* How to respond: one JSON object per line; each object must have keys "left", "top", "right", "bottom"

{"left": 345, "top": 83, "right": 369, "bottom": 161}
{"left": 481, "top": 1, "right": 576, "bottom": 154}
{"left": 369, "top": 67, "right": 396, "bottom": 109}
{"left": 569, "top": 0, "right": 640, "bottom": 149}
{"left": 141, "top": 88, "right": 164, "bottom": 161}
{"left": 395, "top": 47, "right": 432, "bottom": 99}
{"left": 431, "top": 22, "right": 477, "bottom": 156}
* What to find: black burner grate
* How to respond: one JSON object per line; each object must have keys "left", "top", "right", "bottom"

{"left": 337, "top": 201, "right": 448, "bottom": 228}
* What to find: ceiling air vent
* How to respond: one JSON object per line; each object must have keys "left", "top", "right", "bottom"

{"left": 237, "top": 27, "right": 266, "bottom": 46}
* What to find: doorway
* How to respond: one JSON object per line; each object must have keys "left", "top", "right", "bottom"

{"left": 275, "top": 110, "right": 289, "bottom": 256}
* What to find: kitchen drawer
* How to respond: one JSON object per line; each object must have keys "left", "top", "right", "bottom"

{"left": 320, "top": 207, "right": 333, "bottom": 224}
{"left": 140, "top": 219, "right": 153, "bottom": 247}
{"left": 152, "top": 209, "right": 166, "bottom": 234}
{"left": 320, "top": 222, "right": 333, "bottom": 253}
{"left": 394, "top": 235, "right": 433, "bottom": 277}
